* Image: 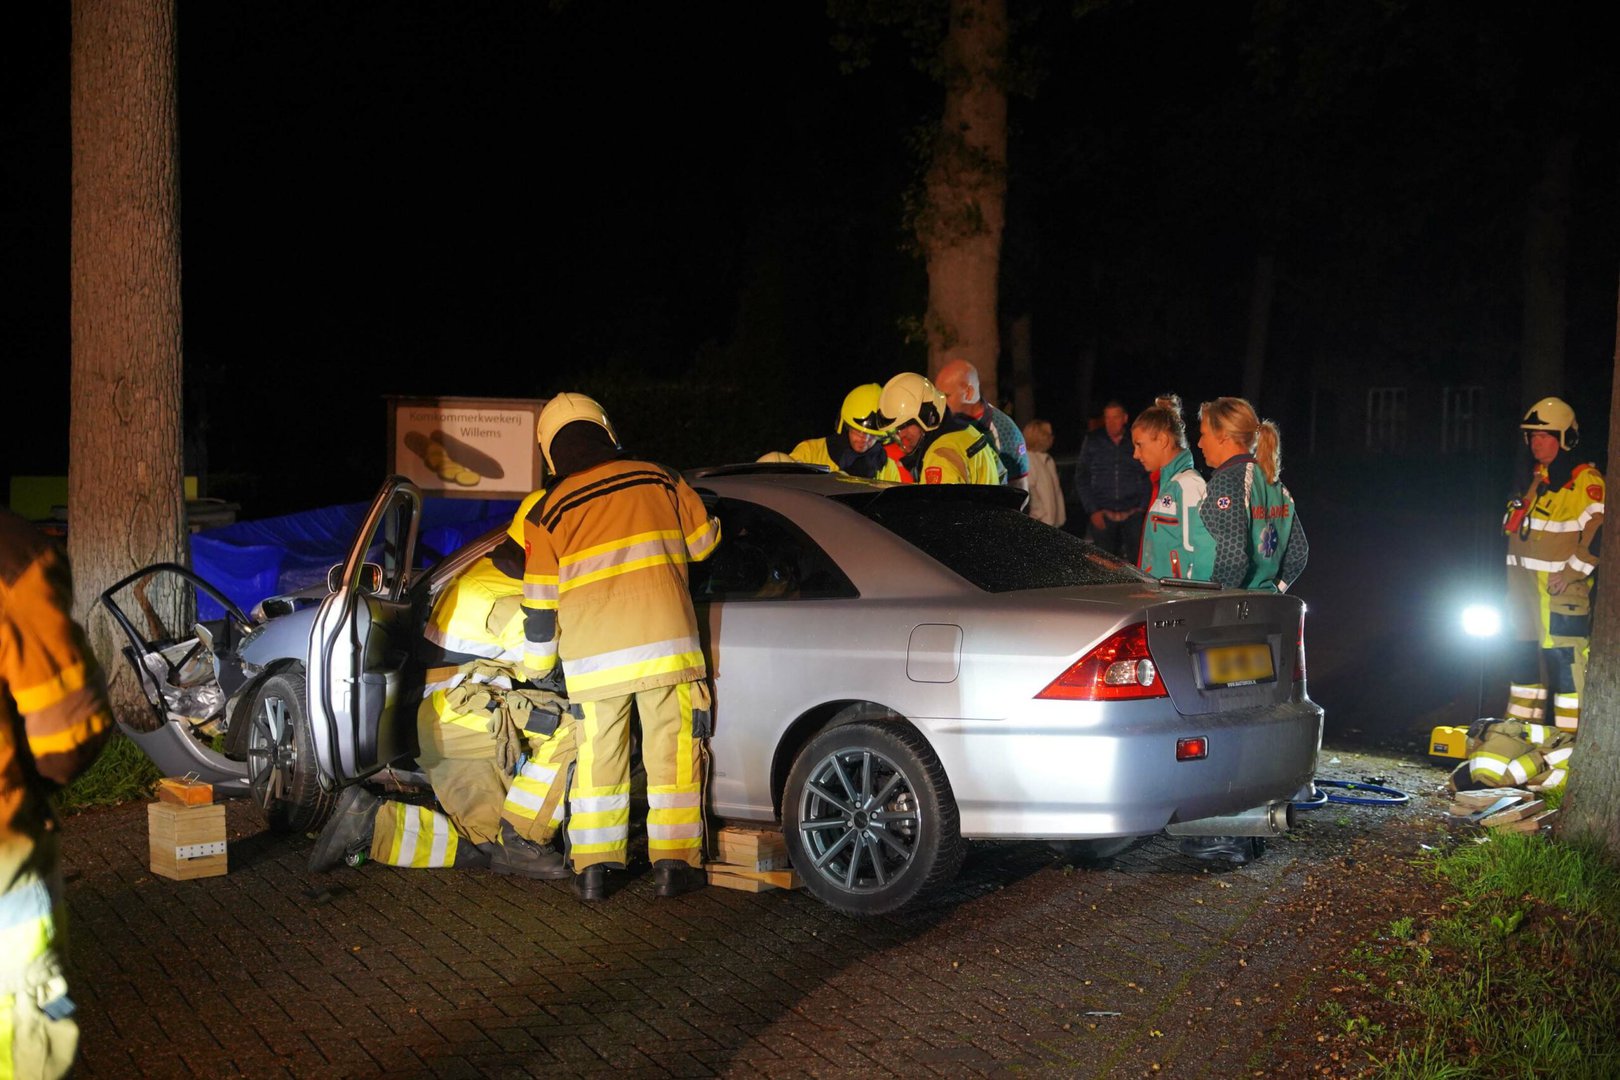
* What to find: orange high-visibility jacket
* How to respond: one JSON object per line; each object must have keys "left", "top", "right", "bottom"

{"left": 520, "top": 460, "right": 720, "bottom": 702}
{"left": 0, "top": 510, "right": 113, "bottom": 956}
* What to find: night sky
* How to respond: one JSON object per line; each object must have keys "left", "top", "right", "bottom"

{"left": 4, "top": 1, "right": 1618, "bottom": 518}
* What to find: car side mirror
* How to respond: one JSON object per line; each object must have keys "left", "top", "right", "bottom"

{"left": 328, "top": 562, "right": 384, "bottom": 595}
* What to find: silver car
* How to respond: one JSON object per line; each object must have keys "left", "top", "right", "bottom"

{"left": 106, "top": 467, "right": 1321, "bottom": 915}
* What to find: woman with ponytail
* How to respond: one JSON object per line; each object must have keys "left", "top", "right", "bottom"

{"left": 1194, "top": 397, "right": 1309, "bottom": 591}
{"left": 1131, "top": 394, "right": 1213, "bottom": 579}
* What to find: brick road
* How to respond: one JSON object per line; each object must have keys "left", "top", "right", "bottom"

{"left": 60, "top": 748, "right": 1445, "bottom": 1079}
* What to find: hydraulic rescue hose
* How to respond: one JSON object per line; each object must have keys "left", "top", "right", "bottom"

{"left": 1292, "top": 779, "right": 1411, "bottom": 809}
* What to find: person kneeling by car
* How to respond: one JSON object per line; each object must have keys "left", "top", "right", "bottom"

{"left": 310, "top": 493, "right": 577, "bottom": 878}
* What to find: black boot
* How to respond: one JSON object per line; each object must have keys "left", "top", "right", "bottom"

{"left": 572, "top": 864, "right": 608, "bottom": 901}
{"left": 308, "top": 785, "right": 381, "bottom": 873}
{"left": 488, "top": 821, "right": 571, "bottom": 879}
{"left": 653, "top": 859, "right": 707, "bottom": 898}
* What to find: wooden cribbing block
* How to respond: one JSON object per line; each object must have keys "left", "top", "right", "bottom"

{"left": 706, "top": 870, "right": 776, "bottom": 892}
{"left": 703, "top": 862, "right": 803, "bottom": 890}
{"left": 1492, "top": 808, "right": 1558, "bottom": 833}
{"left": 1452, "top": 787, "right": 1533, "bottom": 808}
{"left": 148, "top": 801, "right": 228, "bottom": 880}
{"left": 1481, "top": 799, "right": 1546, "bottom": 828}
{"left": 713, "top": 824, "right": 788, "bottom": 870}
{"left": 155, "top": 776, "right": 213, "bottom": 806}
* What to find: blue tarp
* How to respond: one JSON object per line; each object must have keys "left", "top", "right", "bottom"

{"left": 190, "top": 497, "right": 519, "bottom": 619}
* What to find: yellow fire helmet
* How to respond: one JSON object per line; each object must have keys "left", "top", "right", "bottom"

{"left": 1521, "top": 396, "right": 1579, "bottom": 450}
{"left": 879, "top": 372, "right": 945, "bottom": 433}
{"left": 535, "top": 392, "right": 619, "bottom": 473}
{"left": 507, "top": 487, "right": 547, "bottom": 545}
{"left": 838, "top": 383, "right": 891, "bottom": 436}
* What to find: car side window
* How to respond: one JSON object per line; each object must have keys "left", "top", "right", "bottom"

{"left": 690, "top": 498, "right": 857, "bottom": 602}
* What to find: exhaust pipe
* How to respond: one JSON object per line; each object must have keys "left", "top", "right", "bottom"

{"left": 1163, "top": 800, "right": 1293, "bottom": 838}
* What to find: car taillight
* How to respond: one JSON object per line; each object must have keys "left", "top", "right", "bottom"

{"left": 1036, "top": 622, "right": 1168, "bottom": 701}
{"left": 1295, "top": 609, "right": 1307, "bottom": 683}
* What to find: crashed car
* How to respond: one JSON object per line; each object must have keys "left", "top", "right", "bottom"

{"left": 104, "top": 466, "right": 1322, "bottom": 916}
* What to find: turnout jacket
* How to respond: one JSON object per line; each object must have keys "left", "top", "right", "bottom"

{"left": 419, "top": 537, "right": 528, "bottom": 695}
{"left": 1504, "top": 459, "right": 1604, "bottom": 645}
{"left": 0, "top": 510, "right": 113, "bottom": 971}
{"left": 1199, "top": 454, "right": 1308, "bottom": 591}
{"left": 521, "top": 460, "right": 721, "bottom": 701}
{"left": 788, "top": 435, "right": 904, "bottom": 481}
{"left": 903, "top": 414, "right": 1006, "bottom": 485}
{"left": 1138, "top": 448, "right": 1213, "bottom": 581}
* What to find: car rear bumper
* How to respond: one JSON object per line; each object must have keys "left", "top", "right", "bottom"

{"left": 917, "top": 697, "right": 1324, "bottom": 839}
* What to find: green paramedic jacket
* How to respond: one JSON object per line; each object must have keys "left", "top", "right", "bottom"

{"left": 1138, "top": 448, "right": 1215, "bottom": 581}
{"left": 1199, "top": 453, "right": 1308, "bottom": 591}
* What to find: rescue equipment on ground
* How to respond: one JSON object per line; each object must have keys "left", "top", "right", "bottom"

{"left": 149, "top": 799, "right": 227, "bottom": 880}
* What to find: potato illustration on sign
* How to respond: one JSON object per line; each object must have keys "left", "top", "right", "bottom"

{"left": 403, "top": 430, "right": 506, "bottom": 487}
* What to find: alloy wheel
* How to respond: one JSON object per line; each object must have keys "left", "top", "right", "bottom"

{"left": 795, "top": 746, "right": 921, "bottom": 893}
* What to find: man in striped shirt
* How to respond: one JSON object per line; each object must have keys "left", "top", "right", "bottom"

{"left": 522, "top": 394, "right": 721, "bottom": 901}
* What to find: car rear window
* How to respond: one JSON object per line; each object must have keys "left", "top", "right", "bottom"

{"left": 847, "top": 488, "right": 1147, "bottom": 592}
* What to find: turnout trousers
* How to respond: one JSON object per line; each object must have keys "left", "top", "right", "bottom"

{"left": 567, "top": 680, "right": 709, "bottom": 871}
{"left": 368, "top": 691, "right": 577, "bottom": 869}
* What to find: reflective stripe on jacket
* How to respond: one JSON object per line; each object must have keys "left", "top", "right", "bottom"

{"left": 1504, "top": 462, "right": 1604, "bottom": 645}
{"left": 789, "top": 436, "right": 903, "bottom": 481}
{"left": 521, "top": 460, "right": 720, "bottom": 701}
{"left": 1139, "top": 449, "right": 1213, "bottom": 581}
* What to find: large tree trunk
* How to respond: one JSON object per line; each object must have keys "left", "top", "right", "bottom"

{"left": 918, "top": 0, "right": 1007, "bottom": 406}
{"left": 69, "top": 0, "right": 188, "bottom": 721}
{"left": 1520, "top": 133, "right": 1575, "bottom": 404}
{"left": 1241, "top": 253, "right": 1277, "bottom": 408}
{"left": 1559, "top": 277, "right": 1620, "bottom": 857}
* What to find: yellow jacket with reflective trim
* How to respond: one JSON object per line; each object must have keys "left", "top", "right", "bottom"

{"left": 1504, "top": 462, "right": 1604, "bottom": 642}
{"left": 915, "top": 427, "right": 1006, "bottom": 485}
{"left": 789, "top": 436, "right": 904, "bottom": 482}
{"left": 422, "top": 547, "right": 526, "bottom": 670}
{"left": 521, "top": 459, "right": 720, "bottom": 701}
{"left": 0, "top": 510, "right": 113, "bottom": 907}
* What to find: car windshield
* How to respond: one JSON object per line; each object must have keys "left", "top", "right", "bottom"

{"left": 843, "top": 487, "right": 1147, "bottom": 592}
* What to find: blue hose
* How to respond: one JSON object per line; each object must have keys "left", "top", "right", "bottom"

{"left": 1312, "top": 778, "right": 1411, "bottom": 806}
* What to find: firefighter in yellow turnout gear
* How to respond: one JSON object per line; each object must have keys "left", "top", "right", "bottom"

{"left": 788, "top": 383, "right": 904, "bottom": 481}
{"left": 1464, "top": 397, "right": 1602, "bottom": 791}
{"left": 878, "top": 372, "right": 1006, "bottom": 485}
{"left": 310, "top": 494, "right": 577, "bottom": 878}
{"left": 0, "top": 510, "right": 116, "bottom": 1078}
{"left": 521, "top": 393, "right": 721, "bottom": 901}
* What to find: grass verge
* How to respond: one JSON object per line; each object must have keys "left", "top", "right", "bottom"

{"left": 57, "top": 732, "right": 161, "bottom": 812}
{"left": 1348, "top": 831, "right": 1620, "bottom": 1078}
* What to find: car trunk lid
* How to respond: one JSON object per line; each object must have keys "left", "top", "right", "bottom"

{"left": 1142, "top": 592, "right": 1303, "bottom": 715}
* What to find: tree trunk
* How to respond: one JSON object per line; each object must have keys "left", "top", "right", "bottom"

{"left": 1242, "top": 252, "right": 1277, "bottom": 408}
{"left": 1008, "top": 312, "right": 1034, "bottom": 422}
{"left": 1520, "top": 133, "right": 1575, "bottom": 405}
{"left": 69, "top": 0, "right": 188, "bottom": 721}
{"left": 1558, "top": 275, "right": 1620, "bottom": 857}
{"left": 918, "top": 0, "right": 1007, "bottom": 407}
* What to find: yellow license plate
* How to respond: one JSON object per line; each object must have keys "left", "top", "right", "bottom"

{"left": 1200, "top": 643, "right": 1275, "bottom": 688}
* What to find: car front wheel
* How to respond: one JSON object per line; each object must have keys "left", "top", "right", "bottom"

{"left": 783, "top": 721, "right": 963, "bottom": 916}
{"left": 244, "top": 671, "right": 335, "bottom": 834}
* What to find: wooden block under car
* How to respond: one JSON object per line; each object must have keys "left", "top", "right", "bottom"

{"left": 155, "top": 775, "right": 214, "bottom": 806}
{"left": 714, "top": 825, "right": 789, "bottom": 871}
{"left": 703, "top": 862, "right": 803, "bottom": 890}
{"left": 706, "top": 869, "right": 776, "bottom": 892}
{"left": 148, "top": 801, "right": 227, "bottom": 880}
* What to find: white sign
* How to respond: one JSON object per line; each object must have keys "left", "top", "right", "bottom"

{"left": 387, "top": 397, "right": 544, "bottom": 497}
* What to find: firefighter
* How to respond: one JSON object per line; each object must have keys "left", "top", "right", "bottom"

{"left": 521, "top": 393, "right": 722, "bottom": 901}
{"left": 788, "top": 383, "right": 904, "bottom": 480}
{"left": 1131, "top": 393, "right": 1214, "bottom": 580}
{"left": 1501, "top": 396, "right": 1603, "bottom": 737}
{"left": 0, "top": 509, "right": 116, "bottom": 1078}
{"left": 878, "top": 372, "right": 1005, "bottom": 485}
{"left": 309, "top": 492, "right": 576, "bottom": 878}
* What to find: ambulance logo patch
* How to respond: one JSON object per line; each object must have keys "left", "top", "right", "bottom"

{"left": 1589, "top": 484, "right": 1604, "bottom": 501}
{"left": 1259, "top": 523, "right": 1280, "bottom": 557}
{"left": 924, "top": 466, "right": 943, "bottom": 484}
{"left": 1156, "top": 493, "right": 1176, "bottom": 511}
{"left": 1216, "top": 495, "right": 1233, "bottom": 511}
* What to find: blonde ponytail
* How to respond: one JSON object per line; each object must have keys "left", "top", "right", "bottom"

{"left": 1255, "top": 421, "right": 1281, "bottom": 483}
{"left": 1132, "top": 392, "right": 1188, "bottom": 448}
{"left": 1199, "top": 396, "right": 1282, "bottom": 480}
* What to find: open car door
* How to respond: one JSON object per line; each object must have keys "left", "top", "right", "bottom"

{"left": 307, "top": 476, "right": 424, "bottom": 787}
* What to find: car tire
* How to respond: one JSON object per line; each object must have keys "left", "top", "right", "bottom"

{"left": 783, "top": 721, "right": 963, "bottom": 916}
{"left": 244, "top": 671, "right": 335, "bottom": 834}
{"left": 1048, "top": 836, "right": 1150, "bottom": 866}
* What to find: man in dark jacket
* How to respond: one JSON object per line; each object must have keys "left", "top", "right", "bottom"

{"left": 1073, "top": 401, "right": 1151, "bottom": 557}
